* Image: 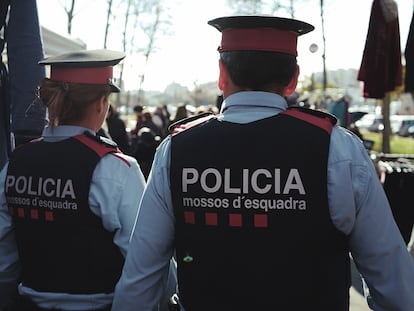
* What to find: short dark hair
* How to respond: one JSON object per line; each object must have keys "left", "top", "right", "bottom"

{"left": 219, "top": 51, "right": 297, "bottom": 90}
{"left": 133, "top": 105, "right": 144, "bottom": 113}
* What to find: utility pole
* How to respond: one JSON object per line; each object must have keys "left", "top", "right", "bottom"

{"left": 320, "top": 0, "right": 327, "bottom": 97}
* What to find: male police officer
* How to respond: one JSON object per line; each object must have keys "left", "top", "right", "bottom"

{"left": 112, "top": 16, "right": 414, "bottom": 311}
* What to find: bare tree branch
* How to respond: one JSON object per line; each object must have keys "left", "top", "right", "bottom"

{"left": 137, "top": 1, "right": 167, "bottom": 103}
{"left": 226, "top": 0, "right": 263, "bottom": 14}
{"left": 226, "top": 0, "right": 307, "bottom": 17}
{"left": 103, "top": 0, "right": 113, "bottom": 48}
{"left": 64, "top": 0, "right": 75, "bottom": 34}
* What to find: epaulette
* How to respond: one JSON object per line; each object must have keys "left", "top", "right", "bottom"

{"left": 93, "top": 133, "right": 118, "bottom": 148}
{"left": 169, "top": 112, "right": 216, "bottom": 136}
{"left": 282, "top": 106, "right": 337, "bottom": 134}
{"left": 285, "top": 106, "right": 337, "bottom": 124}
{"left": 84, "top": 131, "right": 118, "bottom": 148}
{"left": 73, "top": 132, "right": 121, "bottom": 159}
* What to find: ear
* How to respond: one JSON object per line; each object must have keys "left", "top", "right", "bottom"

{"left": 97, "top": 95, "right": 109, "bottom": 113}
{"left": 284, "top": 66, "right": 300, "bottom": 96}
{"left": 218, "top": 59, "right": 228, "bottom": 91}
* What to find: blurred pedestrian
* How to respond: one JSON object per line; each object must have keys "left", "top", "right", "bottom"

{"left": 169, "top": 103, "right": 189, "bottom": 127}
{"left": 112, "top": 15, "right": 414, "bottom": 311}
{"left": 0, "top": 49, "right": 147, "bottom": 310}
{"left": 106, "top": 104, "right": 131, "bottom": 154}
{"left": 216, "top": 94, "right": 224, "bottom": 111}
{"left": 132, "top": 127, "right": 161, "bottom": 180}
{"left": 130, "top": 104, "right": 145, "bottom": 136}
{"left": 142, "top": 108, "right": 163, "bottom": 137}
{"left": 153, "top": 105, "right": 170, "bottom": 138}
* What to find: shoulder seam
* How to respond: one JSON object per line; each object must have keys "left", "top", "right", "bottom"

{"left": 281, "top": 107, "right": 336, "bottom": 134}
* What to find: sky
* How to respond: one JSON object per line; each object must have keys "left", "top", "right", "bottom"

{"left": 36, "top": 0, "right": 414, "bottom": 92}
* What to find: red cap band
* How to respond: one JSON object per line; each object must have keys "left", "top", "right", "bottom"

{"left": 219, "top": 28, "right": 298, "bottom": 55}
{"left": 50, "top": 66, "right": 113, "bottom": 85}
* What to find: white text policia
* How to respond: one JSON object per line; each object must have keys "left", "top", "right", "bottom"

{"left": 5, "top": 175, "right": 76, "bottom": 199}
{"left": 182, "top": 168, "right": 306, "bottom": 195}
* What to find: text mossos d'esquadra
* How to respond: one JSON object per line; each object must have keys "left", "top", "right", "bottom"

{"left": 182, "top": 168, "right": 307, "bottom": 212}
{"left": 5, "top": 175, "right": 78, "bottom": 210}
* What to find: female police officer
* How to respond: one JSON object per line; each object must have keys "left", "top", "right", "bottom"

{"left": 0, "top": 49, "right": 147, "bottom": 310}
{"left": 112, "top": 16, "right": 414, "bottom": 311}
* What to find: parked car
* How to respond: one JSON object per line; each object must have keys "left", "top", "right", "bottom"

{"left": 393, "top": 116, "right": 414, "bottom": 137}
{"left": 407, "top": 125, "right": 414, "bottom": 137}
{"left": 354, "top": 114, "right": 414, "bottom": 135}
{"left": 355, "top": 114, "right": 384, "bottom": 132}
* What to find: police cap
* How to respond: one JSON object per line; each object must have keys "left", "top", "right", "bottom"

{"left": 39, "top": 49, "right": 126, "bottom": 93}
{"left": 208, "top": 15, "right": 314, "bottom": 56}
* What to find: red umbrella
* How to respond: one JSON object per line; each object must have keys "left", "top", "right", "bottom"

{"left": 404, "top": 11, "right": 414, "bottom": 92}
{"left": 357, "top": 0, "right": 402, "bottom": 153}
{"left": 357, "top": 0, "right": 402, "bottom": 99}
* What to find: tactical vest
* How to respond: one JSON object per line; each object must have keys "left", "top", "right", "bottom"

{"left": 5, "top": 133, "right": 125, "bottom": 294}
{"left": 170, "top": 107, "right": 351, "bottom": 311}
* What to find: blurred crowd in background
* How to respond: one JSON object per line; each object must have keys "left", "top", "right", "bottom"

{"left": 101, "top": 93, "right": 374, "bottom": 180}
{"left": 100, "top": 98, "right": 221, "bottom": 179}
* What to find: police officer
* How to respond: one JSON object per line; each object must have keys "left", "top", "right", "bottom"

{"left": 0, "top": 49, "right": 147, "bottom": 310}
{"left": 112, "top": 16, "right": 414, "bottom": 311}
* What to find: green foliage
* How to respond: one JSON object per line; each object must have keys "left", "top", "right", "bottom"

{"left": 362, "top": 131, "right": 414, "bottom": 154}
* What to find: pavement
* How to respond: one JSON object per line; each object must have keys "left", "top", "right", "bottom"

{"left": 350, "top": 287, "right": 371, "bottom": 311}
{"left": 349, "top": 259, "right": 372, "bottom": 311}
{"left": 349, "top": 228, "right": 414, "bottom": 311}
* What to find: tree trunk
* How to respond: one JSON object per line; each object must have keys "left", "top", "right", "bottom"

{"left": 320, "top": 0, "right": 327, "bottom": 97}
{"left": 66, "top": 0, "right": 75, "bottom": 34}
{"left": 382, "top": 93, "right": 391, "bottom": 153}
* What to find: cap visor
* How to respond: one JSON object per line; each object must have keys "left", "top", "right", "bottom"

{"left": 110, "top": 83, "right": 121, "bottom": 93}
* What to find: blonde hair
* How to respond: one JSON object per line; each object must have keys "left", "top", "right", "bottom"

{"left": 39, "top": 79, "right": 111, "bottom": 126}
